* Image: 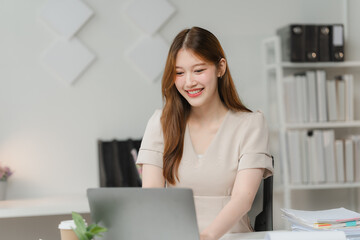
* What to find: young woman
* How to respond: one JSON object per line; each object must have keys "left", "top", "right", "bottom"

{"left": 136, "top": 26, "right": 273, "bottom": 240}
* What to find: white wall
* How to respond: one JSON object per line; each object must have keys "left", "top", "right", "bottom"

{"left": 0, "top": 0, "right": 359, "bottom": 238}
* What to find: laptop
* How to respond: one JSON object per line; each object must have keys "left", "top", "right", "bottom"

{"left": 87, "top": 188, "right": 200, "bottom": 240}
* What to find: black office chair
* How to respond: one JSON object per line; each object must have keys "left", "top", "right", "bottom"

{"left": 98, "top": 139, "right": 142, "bottom": 187}
{"left": 249, "top": 156, "right": 274, "bottom": 231}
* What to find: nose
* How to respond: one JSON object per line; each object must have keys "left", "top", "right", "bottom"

{"left": 185, "top": 73, "right": 196, "bottom": 88}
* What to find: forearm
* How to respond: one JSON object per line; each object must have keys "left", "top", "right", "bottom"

{"left": 201, "top": 169, "right": 264, "bottom": 240}
{"left": 201, "top": 196, "right": 251, "bottom": 240}
{"left": 141, "top": 164, "right": 165, "bottom": 188}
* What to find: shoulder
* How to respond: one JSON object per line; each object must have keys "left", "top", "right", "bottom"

{"left": 229, "top": 110, "right": 267, "bottom": 129}
{"left": 151, "top": 109, "right": 163, "bottom": 119}
{"left": 230, "top": 110, "right": 265, "bottom": 119}
{"left": 143, "top": 109, "right": 163, "bottom": 137}
{"left": 146, "top": 109, "right": 162, "bottom": 127}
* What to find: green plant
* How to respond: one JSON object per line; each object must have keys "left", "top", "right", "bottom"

{"left": 72, "top": 212, "right": 107, "bottom": 240}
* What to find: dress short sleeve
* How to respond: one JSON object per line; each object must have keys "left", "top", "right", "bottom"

{"left": 136, "top": 109, "right": 164, "bottom": 169}
{"left": 237, "top": 111, "right": 273, "bottom": 178}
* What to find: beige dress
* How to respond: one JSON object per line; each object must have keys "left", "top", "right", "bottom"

{"left": 136, "top": 109, "right": 274, "bottom": 233}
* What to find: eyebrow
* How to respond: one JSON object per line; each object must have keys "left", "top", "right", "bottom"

{"left": 176, "top": 63, "right": 207, "bottom": 69}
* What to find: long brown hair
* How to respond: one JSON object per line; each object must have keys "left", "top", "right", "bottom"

{"left": 161, "top": 26, "right": 251, "bottom": 184}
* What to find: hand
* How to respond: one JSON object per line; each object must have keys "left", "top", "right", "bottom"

{"left": 200, "top": 231, "right": 218, "bottom": 240}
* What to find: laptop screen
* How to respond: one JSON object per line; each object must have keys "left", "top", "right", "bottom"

{"left": 87, "top": 188, "right": 200, "bottom": 240}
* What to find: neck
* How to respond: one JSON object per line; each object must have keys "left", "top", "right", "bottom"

{"left": 189, "top": 97, "right": 228, "bottom": 124}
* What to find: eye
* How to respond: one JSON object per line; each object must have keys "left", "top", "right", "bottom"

{"left": 194, "top": 69, "right": 205, "bottom": 73}
{"left": 176, "top": 72, "right": 184, "bottom": 75}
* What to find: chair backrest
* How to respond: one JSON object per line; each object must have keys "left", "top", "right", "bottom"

{"left": 254, "top": 174, "right": 273, "bottom": 231}
{"left": 248, "top": 156, "right": 274, "bottom": 231}
{"left": 98, "top": 139, "right": 142, "bottom": 187}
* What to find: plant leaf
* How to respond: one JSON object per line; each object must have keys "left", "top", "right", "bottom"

{"left": 85, "top": 232, "right": 95, "bottom": 239}
{"left": 86, "top": 223, "right": 96, "bottom": 231}
{"left": 72, "top": 212, "right": 87, "bottom": 233}
{"left": 89, "top": 225, "right": 108, "bottom": 235}
{"left": 71, "top": 211, "right": 107, "bottom": 240}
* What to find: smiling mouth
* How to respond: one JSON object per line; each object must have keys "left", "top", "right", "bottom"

{"left": 186, "top": 88, "right": 204, "bottom": 97}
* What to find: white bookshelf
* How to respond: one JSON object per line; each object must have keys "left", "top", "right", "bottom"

{"left": 266, "top": 61, "right": 360, "bottom": 71}
{"left": 275, "top": 182, "right": 360, "bottom": 192}
{"left": 285, "top": 121, "right": 360, "bottom": 130}
{"left": 290, "top": 182, "right": 360, "bottom": 190}
{"left": 262, "top": 36, "right": 360, "bottom": 209}
{"left": 0, "top": 195, "right": 89, "bottom": 218}
{"left": 270, "top": 121, "right": 360, "bottom": 131}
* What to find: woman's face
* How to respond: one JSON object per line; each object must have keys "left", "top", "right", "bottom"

{"left": 174, "top": 49, "right": 223, "bottom": 109}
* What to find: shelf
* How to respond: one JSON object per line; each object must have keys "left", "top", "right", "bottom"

{"left": 290, "top": 182, "right": 360, "bottom": 190}
{"left": 281, "top": 61, "right": 360, "bottom": 68}
{"left": 285, "top": 121, "right": 360, "bottom": 129}
{"left": 265, "top": 61, "right": 360, "bottom": 71}
{"left": 265, "top": 64, "right": 277, "bottom": 71}
{"left": 275, "top": 182, "right": 360, "bottom": 192}
{"left": 0, "top": 195, "right": 89, "bottom": 218}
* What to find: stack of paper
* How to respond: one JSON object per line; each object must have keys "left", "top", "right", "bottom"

{"left": 281, "top": 208, "right": 360, "bottom": 239}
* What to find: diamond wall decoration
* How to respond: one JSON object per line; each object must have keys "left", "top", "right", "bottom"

{"left": 124, "top": 0, "right": 175, "bottom": 35}
{"left": 126, "top": 35, "right": 169, "bottom": 83}
{"left": 124, "top": 0, "right": 176, "bottom": 84}
{"left": 39, "top": 0, "right": 94, "bottom": 39}
{"left": 41, "top": 38, "right": 95, "bottom": 85}
{"left": 39, "top": 0, "right": 95, "bottom": 85}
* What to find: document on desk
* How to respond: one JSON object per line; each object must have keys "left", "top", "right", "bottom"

{"left": 265, "top": 231, "right": 346, "bottom": 240}
{"left": 282, "top": 207, "right": 360, "bottom": 239}
{"left": 282, "top": 207, "right": 360, "bottom": 228}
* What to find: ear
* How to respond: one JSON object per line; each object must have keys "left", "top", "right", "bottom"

{"left": 217, "top": 58, "right": 227, "bottom": 78}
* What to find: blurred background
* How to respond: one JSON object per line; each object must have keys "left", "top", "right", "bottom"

{"left": 1, "top": 0, "right": 359, "bottom": 239}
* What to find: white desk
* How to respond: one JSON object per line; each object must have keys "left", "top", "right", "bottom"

{"left": 0, "top": 196, "right": 268, "bottom": 240}
{"left": 0, "top": 195, "right": 89, "bottom": 218}
{"left": 222, "top": 231, "right": 351, "bottom": 240}
{"left": 221, "top": 232, "right": 267, "bottom": 240}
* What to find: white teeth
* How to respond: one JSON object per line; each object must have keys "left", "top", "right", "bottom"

{"left": 188, "top": 89, "right": 201, "bottom": 94}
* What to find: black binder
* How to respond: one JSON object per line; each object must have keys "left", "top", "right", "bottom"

{"left": 277, "top": 24, "right": 305, "bottom": 62}
{"left": 304, "top": 25, "right": 318, "bottom": 62}
{"left": 277, "top": 24, "right": 345, "bottom": 62}
{"left": 330, "top": 24, "right": 345, "bottom": 61}
{"left": 318, "top": 25, "right": 331, "bottom": 62}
